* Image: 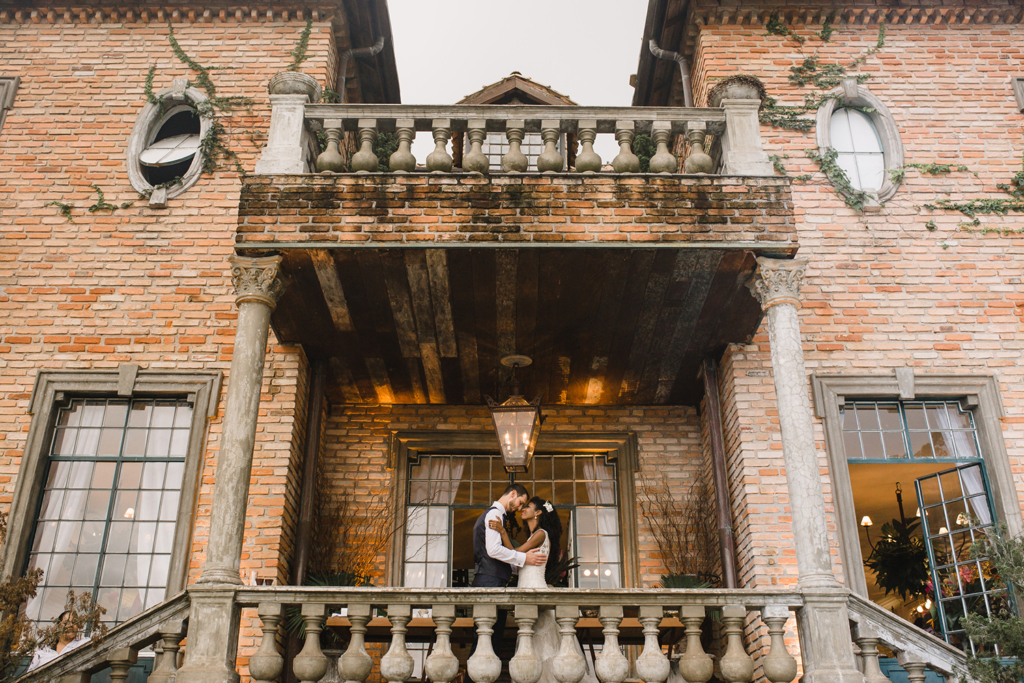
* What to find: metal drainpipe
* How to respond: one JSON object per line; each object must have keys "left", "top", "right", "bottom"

{"left": 702, "top": 357, "right": 739, "bottom": 588}
{"left": 285, "top": 357, "right": 327, "bottom": 683}
{"left": 336, "top": 36, "right": 385, "bottom": 103}
{"left": 648, "top": 39, "right": 694, "bottom": 108}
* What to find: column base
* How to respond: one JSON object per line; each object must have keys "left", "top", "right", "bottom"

{"left": 175, "top": 586, "right": 242, "bottom": 683}
{"left": 796, "top": 588, "right": 866, "bottom": 683}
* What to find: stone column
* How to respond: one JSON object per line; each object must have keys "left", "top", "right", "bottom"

{"left": 177, "top": 255, "right": 284, "bottom": 683}
{"left": 749, "top": 257, "right": 864, "bottom": 683}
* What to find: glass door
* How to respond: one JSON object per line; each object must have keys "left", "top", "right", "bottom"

{"left": 915, "top": 463, "right": 1008, "bottom": 653}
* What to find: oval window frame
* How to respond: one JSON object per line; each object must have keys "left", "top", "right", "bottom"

{"left": 127, "top": 80, "right": 211, "bottom": 201}
{"left": 816, "top": 79, "right": 904, "bottom": 204}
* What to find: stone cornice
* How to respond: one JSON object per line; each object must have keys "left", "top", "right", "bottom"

{"left": 0, "top": 4, "right": 338, "bottom": 24}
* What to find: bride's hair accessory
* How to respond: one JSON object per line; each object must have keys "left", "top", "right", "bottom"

{"left": 543, "top": 501, "right": 554, "bottom": 513}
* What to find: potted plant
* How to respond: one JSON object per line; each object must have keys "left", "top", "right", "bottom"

{"left": 707, "top": 74, "right": 767, "bottom": 108}
{"left": 863, "top": 517, "right": 931, "bottom": 602}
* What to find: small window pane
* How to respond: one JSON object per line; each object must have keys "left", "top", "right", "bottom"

{"left": 847, "top": 109, "right": 882, "bottom": 154}
{"left": 856, "top": 154, "right": 884, "bottom": 191}
{"left": 830, "top": 109, "right": 855, "bottom": 152}
{"left": 102, "top": 402, "right": 129, "bottom": 427}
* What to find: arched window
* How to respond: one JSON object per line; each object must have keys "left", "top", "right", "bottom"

{"left": 817, "top": 80, "right": 904, "bottom": 204}
{"left": 829, "top": 108, "right": 884, "bottom": 192}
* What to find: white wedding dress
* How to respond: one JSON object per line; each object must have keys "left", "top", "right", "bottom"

{"left": 517, "top": 530, "right": 598, "bottom": 683}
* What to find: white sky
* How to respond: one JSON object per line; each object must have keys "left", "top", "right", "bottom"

{"left": 387, "top": 0, "right": 650, "bottom": 162}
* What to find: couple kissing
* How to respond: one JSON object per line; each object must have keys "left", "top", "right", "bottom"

{"left": 469, "top": 483, "right": 597, "bottom": 683}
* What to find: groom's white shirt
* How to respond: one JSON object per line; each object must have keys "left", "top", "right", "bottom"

{"left": 485, "top": 500, "right": 526, "bottom": 568}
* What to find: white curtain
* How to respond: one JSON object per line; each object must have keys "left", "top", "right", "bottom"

{"left": 959, "top": 465, "right": 993, "bottom": 526}
{"left": 426, "top": 457, "right": 466, "bottom": 505}
{"left": 582, "top": 461, "right": 615, "bottom": 504}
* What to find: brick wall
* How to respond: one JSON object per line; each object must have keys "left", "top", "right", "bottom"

{"left": 0, "top": 14, "right": 342, "bottom": 586}
{"left": 690, "top": 13, "right": 1024, "bottom": 591}
{"left": 320, "top": 403, "right": 707, "bottom": 588}
{"left": 236, "top": 174, "right": 795, "bottom": 245}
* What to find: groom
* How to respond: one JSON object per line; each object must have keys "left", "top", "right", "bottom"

{"left": 467, "top": 483, "right": 547, "bottom": 680}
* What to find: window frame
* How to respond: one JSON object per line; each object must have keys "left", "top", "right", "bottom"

{"left": 126, "top": 78, "right": 211, "bottom": 205}
{"left": 1, "top": 368, "right": 220, "bottom": 600}
{"left": 816, "top": 79, "right": 904, "bottom": 204}
{"left": 811, "top": 373, "right": 1021, "bottom": 598}
{"left": 388, "top": 431, "right": 639, "bottom": 588}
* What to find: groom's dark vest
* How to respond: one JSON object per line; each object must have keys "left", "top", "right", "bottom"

{"left": 473, "top": 505, "right": 512, "bottom": 583}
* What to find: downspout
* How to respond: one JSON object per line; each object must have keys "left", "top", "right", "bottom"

{"left": 285, "top": 357, "right": 327, "bottom": 683}
{"left": 649, "top": 39, "right": 694, "bottom": 108}
{"left": 702, "top": 357, "right": 739, "bottom": 588}
{"left": 336, "top": 36, "right": 385, "bottom": 103}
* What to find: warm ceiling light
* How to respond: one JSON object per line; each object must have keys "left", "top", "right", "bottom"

{"left": 956, "top": 513, "right": 969, "bottom": 526}
{"left": 938, "top": 527, "right": 948, "bottom": 535}
{"left": 124, "top": 507, "right": 135, "bottom": 519}
{"left": 860, "top": 516, "right": 873, "bottom": 527}
{"left": 488, "top": 355, "right": 541, "bottom": 474}
{"left": 916, "top": 507, "right": 922, "bottom": 518}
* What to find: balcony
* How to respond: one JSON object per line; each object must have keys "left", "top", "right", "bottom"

{"left": 17, "top": 587, "right": 965, "bottom": 683}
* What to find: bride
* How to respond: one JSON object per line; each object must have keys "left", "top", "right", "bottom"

{"left": 490, "top": 497, "right": 598, "bottom": 683}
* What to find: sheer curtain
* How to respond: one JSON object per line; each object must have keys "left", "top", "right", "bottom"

{"left": 582, "top": 461, "right": 615, "bottom": 504}
{"left": 426, "top": 457, "right": 466, "bottom": 505}
{"left": 934, "top": 408, "right": 992, "bottom": 525}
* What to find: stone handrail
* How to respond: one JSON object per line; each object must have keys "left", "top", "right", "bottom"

{"left": 254, "top": 79, "right": 775, "bottom": 177}
{"left": 236, "top": 586, "right": 803, "bottom": 683}
{"left": 848, "top": 593, "right": 967, "bottom": 683}
{"left": 15, "top": 591, "right": 189, "bottom": 683}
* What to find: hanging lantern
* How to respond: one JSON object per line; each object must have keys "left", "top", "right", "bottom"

{"left": 487, "top": 355, "right": 541, "bottom": 473}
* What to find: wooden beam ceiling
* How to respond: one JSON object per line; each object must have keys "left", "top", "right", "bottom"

{"left": 271, "top": 247, "right": 763, "bottom": 406}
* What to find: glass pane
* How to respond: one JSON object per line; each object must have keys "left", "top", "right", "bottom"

{"left": 145, "top": 587, "right": 166, "bottom": 610}
{"left": 106, "top": 521, "right": 132, "bottom": 553}
{"left": 52, "top": 429, "right": 77, "bottom": 456}
{"left": 883, "top": 432, "right": 906, "bottom": 459}
{"left": 829, "top": 109, "right": 855, "bottom": 152}
{"left": 119, "top": 462, "right": 143, "bottom": 490}
{"left": 165, "top": 462, "right": 185, "bottom": 488}
{"left": 878, "top": 405, "right": 901, "bottom": 430}
{"left": 553, "top": 457, "right": 572, "bottom": 480}
{"left": 836, "top": 153, "right": 861, "bottom": 189}
{"left": 577, "top": 536, "right": 598, "bottom": 562}
{"left": 534, "top": 482, "right": 552, "bottom": 502}
{"left": 53, "top": 522, "right": 82, "bottom": 553}
{"left": 81, "top": 403, "right": 105, "bottom": 427}
{"left": 75, "top": 429, "right": 101, "bottom": 456}
{"left": 61, "top": 403, "right": 83, "bottom": 427}
{"left": 48, "top": 553, "right": 75, "bottom": 583}
{"left": 141, "top": 463, "right": 167, "bottom": 489}
{"left": 92, "top": 462, "right": 117, "bottom": 489}
{"left": 404, "top": 563, "right": 426, "bottom": 587}
{"left": 113, "top": 491, "right": 138, "bottom": 520}
{"left": 534, "top": 457, "right": 552, "bottom": 480}
{"left": 150, "top": 555, "right": 170, "bottom": 586}
{"left": 132, "top": 522, "right": 157, "bottom": 553}
{"left": 46, "top": 462, "right": 72, "bottom": 489}
{"left": 576, "top": 508, "right": 597, "bottom": 535}
{"left": 943, "top": 404, "right": 971, "bottom": 429}
{"left": 85, "top": 490, "right": 112, "bottom": 520}
{"left": 578, "top": 564, "right": 599, "bottom": 588}
{"left": 425, "top": 564, "right": 447, "bottom": 588}
{"left": 124, "top": 555, "right": 151, "bottom": 586}
{"left": 123, "top": 429, "right": 147, "bottom": 456}
{"left": 909, "top": 431, "right": 932, "bottom": 458}
{"left": 597, "top": 509, "right": 618, "bottom": 535}
{"left": 62, "top": 491, "right": 88, "bottom": 520}
{"left": 71, "top": 554, "right": 100, "bottom": 586}
{"left": 39, "top": 490, "right": 65, "bottom": 519}
{"left": 553, "top": 481, "right": 573, "bottom": 505}
{"left": 599, "top": 537, "right": 619, "bottom": 563}
{"left": 68, "top": 462, "right": 94, "bottom": 488}
{"left": 152, "top": 404, "right": 176, "bottom": 428}
{"left": 96, "top": 587, "right": 120, "bottom": 620}
{"left": 155, "top": 522, "right": 176, "bottom": 553}
{"left": 406, "top": 536, "right": 427, "bottom": 562}
{"left": 146, "top": 429, "right": 171, "bottom": 457}
{"left": 905, "top": 404, "right": 927, "bottom": 430}
{"left": 79, "top": 521, "right": 105, "bottom": 552}
{"left": 860, "top": 432, "right": 884, "bottom": 459}
{"left": 128, "top": 403, "right": 151, "bottom": 428}
{"left": 406, "top": 508, "right": 427, "bottom": 535}
{"left": 471, "top": 481, "right": 489, "bottom": 505}
{"left": 173, "top": 405, "right": 193, "bottom": 428}
{"left": 453, "top": 479, "right": 471, "bottom": 505}
{"left": 33, "top": 522, "right": 58, "bottom": 552}
{"left": 160, "top": 491, "right": 180, "bottom": 521}
{"left": 136, "top": 491, "right": 162, "bottom": 521}
{"left": 599, "top": 565, "right": 621, "bottom": 588}
{"left": 97, "top": 429, "right": 123, "bottom": 456}
{"left": 426, "top": 537, "right": 447, "bottom": 562}
{"left": 103, "top": 402, "right": 129, "bottom": 427}
{"left": 118, "top": 588, "right": 144, "bottom": 621}
{"left": 842, "top": 406, "right": 857, "bottom": 430}
{"left": 426, "top": 507, "right": 447, "bottom": 536}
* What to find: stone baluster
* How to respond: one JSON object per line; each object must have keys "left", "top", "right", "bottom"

{"left": 108, "top": 649, "right": 139, "bottom": 683}
{"left": 855, "top": 637, "right": 891, "bottom": 683}
{"left": 551, "top": 605, "right": 586, "bottom": 683}
{"left": 425, "top": 604, "right": 459, "bottom": 683}
{"left": 684, "top": 122, "right": 713, "bottom": 174}
{"left": 648, "top": 121, "right": 678, "bottom": 173}
{"left": 509, "top": 604, "right": 542, "bottom": 683}
{"left": 537, "top": 120, "right": 564, "bottom": 172}
{"left": 575, "top": 120, "right": 601, "bottom": 173}
{"left": 594, "top": 605, "right": 629, "bottom": 683}
{"left": 611, "top": 121, "right": 640, "bottom": 173}
{"left": 467, "top": 604, "right": 502, "bottom": 683}
{"left": 719, "top": 605, "right": 754, "bottom": 683}
{"left": 381, "top": 605, "right": 415, "bottom": 683}
{"left": 389, "top": 119, "right": 417, "bottom": 173}
{"left": 316, "top": 118, "right": 346, "bottom": 173}
{"left": 635, "top": 606, "right": 670, "bottom": 683}
{"left": 677, "top": 606, "right": 713, "bottom": 683}
{"left": 463, "top": 119, "right": 490, "bottom": 174}
{"left": 148, "top": 619, "right": 186, "bottom": 683}
{"left": 249, "top": 604, "right": 285, "bottom": 683}
{"left": 350, "top": 119, "right": 379, "bottom": 173}
{"left": 903, "top": 661, "right": 928, "bottom": 683}
{"left": 293, "top": 604, "right": 329, "bottom": 683}
{"left": 339, "top": 603, "right": 373, "bottom": 683}
{"left": 426, "top": 119, "right": 453, "bottom": 173}
{"left": 502, "top": 120, "right": 529, "bottom": 173}
{"left": 761, "top": 605, "right": 798, "bottom": 683}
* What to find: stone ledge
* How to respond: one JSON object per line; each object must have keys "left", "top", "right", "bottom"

{"left": 236, "top": 173, "right": 795, "bottom": 246}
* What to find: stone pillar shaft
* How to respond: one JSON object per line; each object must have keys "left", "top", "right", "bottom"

{"left": 750, "top": 257, "right": 864, "bottom": 683}
{"left": 177, "top": 256, "right": 284, "bottom": 683}
{"left": 200, "top": 255, "right": 284, "bottom": 585}
{"left": 749, "top": 256, "right": 834, "bottom": 588}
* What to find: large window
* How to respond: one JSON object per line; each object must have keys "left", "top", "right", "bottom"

{"left": 841, "top": 400, "right": 982, "bottom": 462}
{"left": 403, "top": 453, "right": 620, "bottom": 589}
{"left": 25, "top": 399, "right": 191, "bottom": 627}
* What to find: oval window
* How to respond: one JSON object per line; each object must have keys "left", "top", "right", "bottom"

{"left": 829, "top": 108, "right": 884, "bottom": 192}
{"left": 141, "top": 106, "right": 201, "bottom": 186}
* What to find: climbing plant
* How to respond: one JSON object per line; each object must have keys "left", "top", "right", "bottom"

{"left": 287, "top": 18, "right": 314, "bottom": 71}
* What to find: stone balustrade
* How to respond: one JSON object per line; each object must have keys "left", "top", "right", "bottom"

{"left": 236, "top": 586, "right": 802, "bottom": 683}
{"left": 254, "top": 83, "right": 777, "bottom": 178}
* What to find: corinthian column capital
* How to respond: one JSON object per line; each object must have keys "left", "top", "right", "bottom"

{"left": 748, "top": 257, "right": 809, "bottom": 310}
{"left": 229, "top": 255, "right": 285, "bottom": 308}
